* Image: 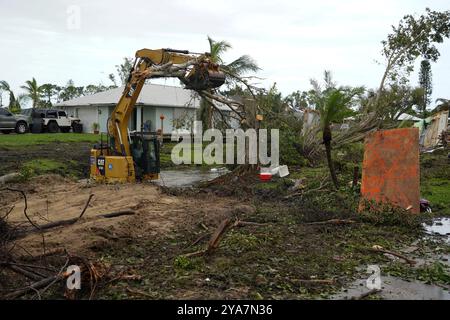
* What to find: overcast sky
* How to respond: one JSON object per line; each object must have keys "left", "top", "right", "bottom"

{"left": 0, "top": 0, "right": 449, "bottom": 108}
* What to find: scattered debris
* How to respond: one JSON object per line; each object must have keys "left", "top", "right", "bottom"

{"left": 100, "top": 210, "right": 135, "bottom": 219}
{"left": 368, "top": 245, "right": 417, "bottom": 266}
{"left": 270, "top": 165, "right": 290, "bottom": 178}
{"left": 350, "top": 288, "right": 381, "bottom": 300}
{"left": 305, "top": 219, "right": 356, "bottom": 226}
{"left": 291, "top": 279, "right": 335, "bottom": 285}
{"left": 289, "top": 179, "right": 305, "bottom": 192}
{"left": 419, "top": 110, "right": 449, "bottom": 150}
{"left": 420, "top": 199, "right": 432, "bottom": 213}
{"left": 259, "top": 168, "right": 272, "bottom": 182}
{"left": 183, "top": 218, "right": 268, "bottom": 258}
{"left": 284, "top": 177, "right": 329, "bottom": 200}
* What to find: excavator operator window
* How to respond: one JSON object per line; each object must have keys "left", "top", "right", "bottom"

{"left": 130, "top": 135, "right": 160, "bottom": 179}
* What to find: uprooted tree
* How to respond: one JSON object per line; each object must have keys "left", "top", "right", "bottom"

{"left": 198, "top": 35, "right": 261, "bottom": 131}
{"left": 376, "top": 8, "right": 450, "bottom": 105}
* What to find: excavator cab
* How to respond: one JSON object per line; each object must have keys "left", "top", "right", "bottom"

{"left": 130, "top": 133, "right": 160, "bottom": 181}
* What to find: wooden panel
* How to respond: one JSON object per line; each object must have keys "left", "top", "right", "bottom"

{"left": 361, "top": 128, "right": 420, "bottom": 214}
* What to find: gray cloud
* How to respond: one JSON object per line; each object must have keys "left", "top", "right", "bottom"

{"left": 0, "top": 0, "right": 449, "bottom": 107}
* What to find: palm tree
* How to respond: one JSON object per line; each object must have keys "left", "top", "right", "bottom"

{"left": 200, "top": 36, "right": 260, "bottom": 129}
{"left": 0, "top": 80, "right": 9, "bottom": 107}
{"left": 313, "top": 74, "right": 356, "bottom": 189}
{"left": 21, "top": 78, "right": 42, "bottom": 108}
{"left": 9, "top": 94, "right": 29, "bottom": 113}
{"left": 0, "top": 80, "right": 10, "bottom": 92}
{"left": 0, "top": 80, "right": 18, "bottom": 111}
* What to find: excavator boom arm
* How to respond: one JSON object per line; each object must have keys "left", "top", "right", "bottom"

{"left": 107, "top": 48, "right": 225, "bottom": 157}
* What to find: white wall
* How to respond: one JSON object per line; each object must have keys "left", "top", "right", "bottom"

{"left": 63, "top": 105, "right": 198, "bottom": 134}
{"left": 98, "top": 106, "right": 110, "bottom": 133}
{"left": 155, "top": 107, "right": 174, "bottom": 134}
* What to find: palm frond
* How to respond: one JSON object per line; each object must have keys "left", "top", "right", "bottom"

{"left": 207, "top": 35, "right": 231, "bottom": 64}
{"left": 224, "top": 55, "right": 260, "bottom": 76}
{"left": 318, "top": 89, "right": 355, "bottom": 126}
{"left": 0, "top": 80, "right": 11, "bottom": 91}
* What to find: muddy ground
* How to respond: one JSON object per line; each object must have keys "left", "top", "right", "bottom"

{"left": 0, "top": 142, "right": 92, "bottom": 178}
{"left": 0, "top": 140, "right": 449, "bottom": 300}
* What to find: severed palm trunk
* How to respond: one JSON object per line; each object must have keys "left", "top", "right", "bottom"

{"left": 323, "top": 125, "right": 339, "bottom": 189}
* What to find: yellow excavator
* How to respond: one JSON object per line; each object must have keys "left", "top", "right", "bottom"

{"left": 89, "top": 48, "right": 225, "bottom": 183}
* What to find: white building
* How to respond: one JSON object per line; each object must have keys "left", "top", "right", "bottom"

{"left": 56, "top": 84, "right": 204, "bottom": 134}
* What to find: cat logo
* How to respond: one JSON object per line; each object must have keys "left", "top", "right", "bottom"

{"left": 97, "top": 157, "right": 106, "bottom": 175}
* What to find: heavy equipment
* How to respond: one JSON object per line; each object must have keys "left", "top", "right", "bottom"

{"left": 89, "top": 48, "right": 226, "bottom": 183}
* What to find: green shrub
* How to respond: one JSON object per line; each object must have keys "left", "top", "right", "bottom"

{"left": 174, "top": 256, "right": 195, "bottom": 270}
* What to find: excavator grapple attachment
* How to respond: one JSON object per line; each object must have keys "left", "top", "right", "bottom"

{"left": 184, "top": 62, "right": 226, "bottom": 90}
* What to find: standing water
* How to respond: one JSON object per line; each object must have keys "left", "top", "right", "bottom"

{"left": 154, "top": 168, "right": 229, "bottom": 188}
{"left": 423, "top": 217, "right": 450, "bottom": 244}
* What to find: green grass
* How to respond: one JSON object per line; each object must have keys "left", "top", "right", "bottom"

{"left": 421, "top": 178, "right": 450, "bottom": 214}
{"left": 0, "top": 133, "right": 100, "bottom": 148}
{"left": 160, "top": 142, "right": 228, "bottom": 168}
{"left": 420, "top": 151, "right": 450, "bottom": 214}
{"left": 21, "top": 159, "right": 68, "bottom": 177}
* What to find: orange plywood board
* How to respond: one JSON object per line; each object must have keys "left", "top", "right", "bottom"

{"left": 361, "top": 128, "right": 420, "bottom": 214}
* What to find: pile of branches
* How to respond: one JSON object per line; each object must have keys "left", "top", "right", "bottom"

{"left": 0, "top": 188, "right": 135, "bottom": 300}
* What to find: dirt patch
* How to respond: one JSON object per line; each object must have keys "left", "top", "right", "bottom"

{"left": 2, "top": 175, "right": 243, "bottom": 257}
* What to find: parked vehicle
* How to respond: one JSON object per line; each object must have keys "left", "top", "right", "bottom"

{"left": 0, "top": 107, "right": 29, "bottom": 134}
{"left": 24, "top": 109, "right": 82, "bottom": 133}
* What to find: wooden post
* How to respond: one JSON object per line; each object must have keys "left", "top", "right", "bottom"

{"left": 160, "top": 114, "right": 165, "bottom": 145}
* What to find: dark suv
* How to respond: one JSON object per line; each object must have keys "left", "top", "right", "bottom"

{"left": 0, "top": 108, "right": 29, "bottom": 134}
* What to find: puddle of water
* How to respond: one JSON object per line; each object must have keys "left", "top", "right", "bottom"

{"left": 154, "top": 168, "right": 229, "bottom": 188}
{"left": 332, "top": 276, "right": 450, "bottom": 300}
{"left": 423, "top": 218, "right": 450, "bottom": 244}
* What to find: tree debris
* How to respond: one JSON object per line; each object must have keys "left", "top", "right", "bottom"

{"left": 100, "top": 210, "right": 135, "bottom": 218}
{"left": 17, "top": 194, "right": 94, "bottom": 236}
{"left": 369, "top": 247, "right": 417, "bottom": 265}
{"left": 350, "top": 288, "right": 381, "bottom": 300}
{"left": 183, "top": 218, "right": 268, "bottom": 257}
{"left": 305, "top": 219, "right": 356, "bottom": 226}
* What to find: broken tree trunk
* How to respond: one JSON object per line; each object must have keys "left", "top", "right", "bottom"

{"left": 369, "top": 247, "right": 416, "bottom": 266}
{"left": 100, "top": 210, "right": 135, "bottom": 218}
{"left": 7, "top": 264, "right": 45, "bottom": 281}
{"left": 183, "top": 218, "right": 268, "bottom": 257}
{"left": 207, "top": 218, "right": 234, "bottom": 252}
{"left": 305, "top": 219, "right": 356, "bottom": 226}
{"left": 3, "top": 274, "right": 63, "bottom": 299}
{"left": 292, "top": 279, "right": 335, "bottom": 285}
